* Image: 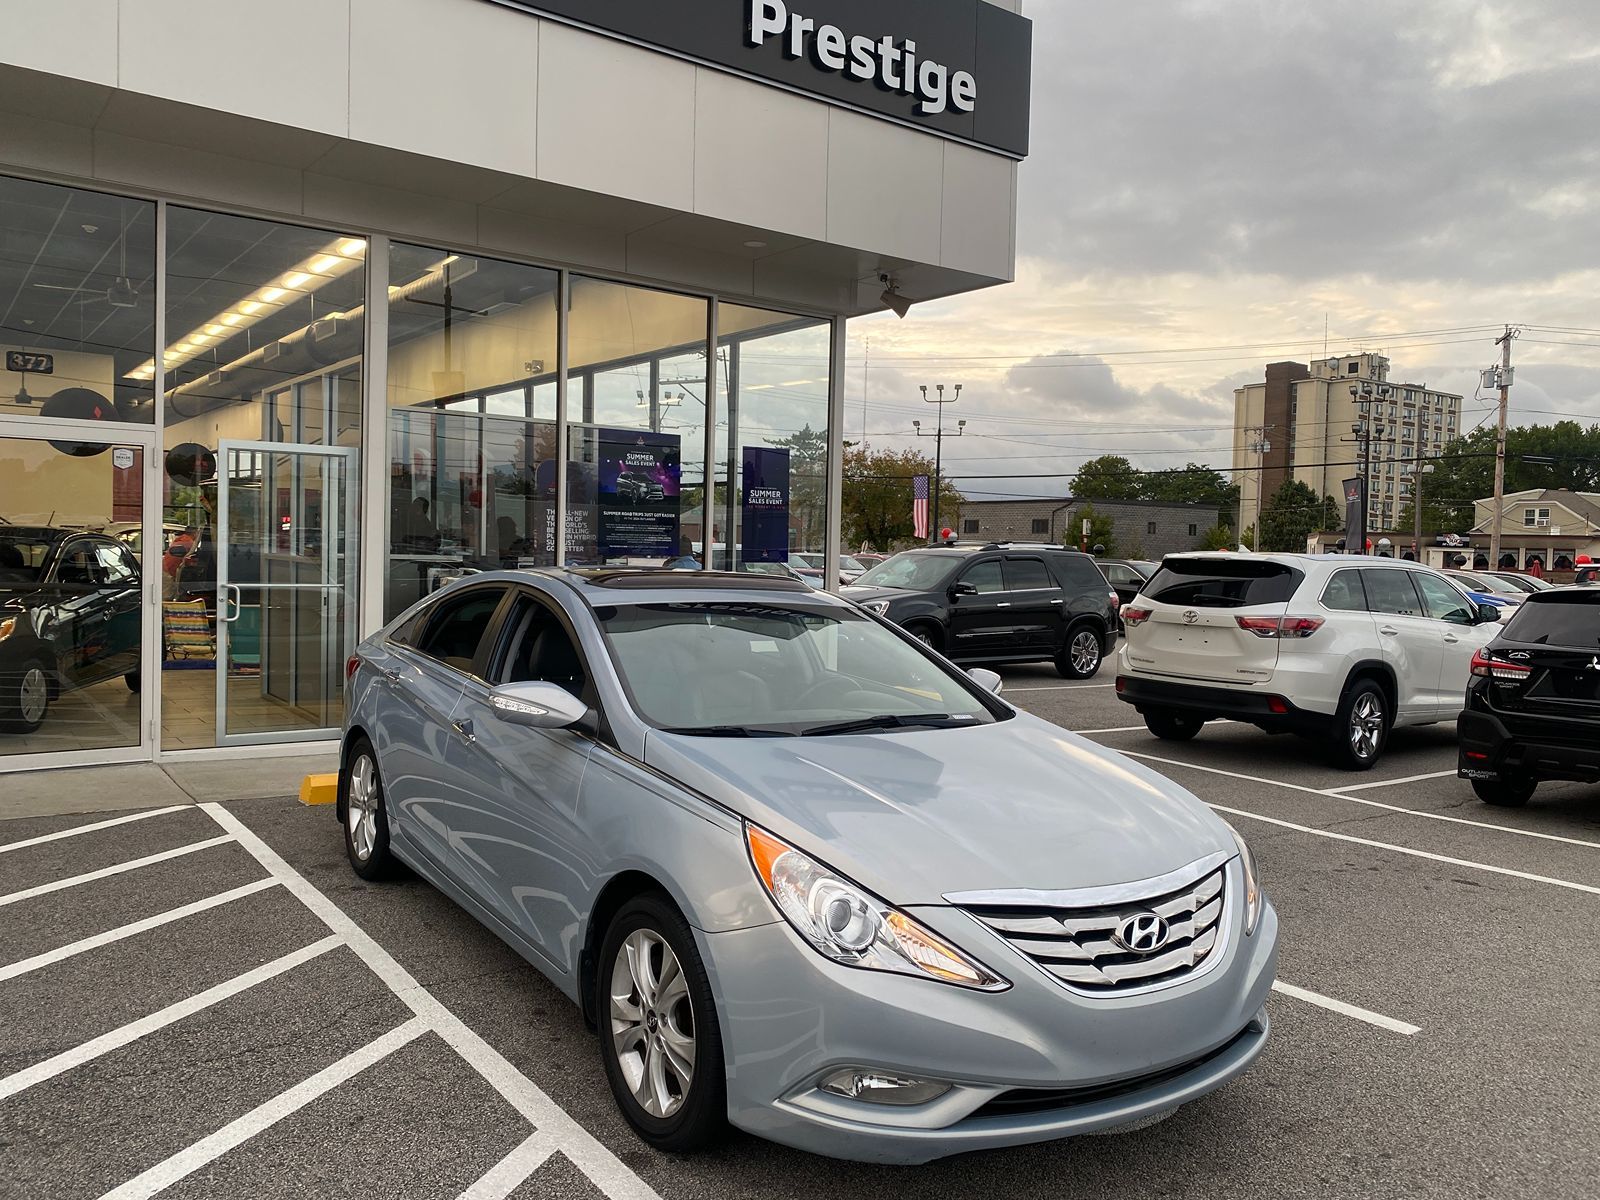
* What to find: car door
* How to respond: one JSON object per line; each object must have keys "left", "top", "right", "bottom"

{"left": 1360, "top": 568, "right": 1443, "bottom": 719}
{"left": 945, "top": 557, "right": 1014, "bottom": 659}
{"left": 1002, "top": 555, "right": 1064, "bottom": 650}
{"left": 376, "top": 585, "right": 509, "bottom": 872}
{"left": 1411, "top": 570, "right": 1497, "bottom": 716}
{"left": 44, "top": 539, "right": 109, "bottom": 688}
{"left": 442, "top": 589, "right": 597, "bottom": 970}
{"left": 91, "top": 541, "right": 142, "bottom": 681}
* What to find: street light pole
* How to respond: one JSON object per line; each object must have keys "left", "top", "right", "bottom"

{"left": 1347, "top": 381, "right": 1391, "bottom": 555}
{"left": 1404, "top": 461, "right": 1434, "bottom": 561}
{"left": 917, "top": 384, "right": 962, "bottom": 543}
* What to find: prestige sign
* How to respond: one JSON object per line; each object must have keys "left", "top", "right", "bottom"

{"left": 485, "top": 0, "right": 1030, "bottom": 157}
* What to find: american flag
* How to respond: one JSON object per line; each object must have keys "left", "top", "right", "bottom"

{"left": 912, "top": 474, "right": 930, "bottom": 539}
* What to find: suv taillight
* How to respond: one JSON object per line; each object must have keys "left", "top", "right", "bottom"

{"left": 346, "top": 654, "right": 361, "bottom": 683}
{"left": 1471, "top": 648, "right": 1531, "bottom": 681}
{"left": 1236, "top": 615, "right": 1326, "bottom": 639}
{"left": 1121, "top": 605, "right": 1152, "bottom": 628}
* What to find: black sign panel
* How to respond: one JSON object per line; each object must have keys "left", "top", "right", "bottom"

{"left": 5, "top": 351, "right": 54, "bottom": 374}
{"left": 485, "top": 0, "right": 1031, "bottom": 157}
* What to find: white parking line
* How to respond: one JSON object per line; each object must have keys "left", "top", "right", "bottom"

{"left": 1333, "top": 770, "right": 1457, "bottom": 792}
{"left": 1119, "top": 752, "right": 1600, "bottom": 851}
{"left": 0, "top": 878, "right": 279, "bottom": 984}
{"left": 458, "top": 1132, "right": 558, "bottom": 1200}
{"left": 0, "top": 806, "right": 189, "bottom": 854}
{"left": 0, "top": 836, "right": 234, "bottom": 909}
{"left": 1007, "top": 683, "right": 1117, "bottom": 692}
{"left": 1074, "top": 725, "right": 1149, "bottom": 734}
{"left": 1208, "top": 802, "right": 1600, "bottom": 897}
{"left": 1271, "top": 981, "right": 1420, "bottom": 1036}
{"left": 0, "top": 936, "right": 340, "bottom": 1102}
{"left": 99, "top": 1016, "right": 427, "bottom": 1200}
{"left": 202, "top": 802, "right": 663, "bottom": 1200}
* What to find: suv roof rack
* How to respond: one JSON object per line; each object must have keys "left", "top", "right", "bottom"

{"left": 979, "top": 541, "right": 1070, "bottom": 551}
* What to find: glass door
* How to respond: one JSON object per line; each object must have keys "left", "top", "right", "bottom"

{"left": 215, "top": 440, "right": 356, "bottom": 746}
{"left": 0, "top": 425, "right": 154, "bottom": 769}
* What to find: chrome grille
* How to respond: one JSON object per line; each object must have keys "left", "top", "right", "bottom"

{"left": 955, "top": 855, "right": 1230, "bottom": 995}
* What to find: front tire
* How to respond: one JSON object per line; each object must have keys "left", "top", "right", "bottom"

{"left": 1056, "top": 625, "right": 1105, "bottom": 679}
{"left": 1, "top": 661, "right": 51, "bottom": 733}
{"left": 1472, "top": 778, "right": 1536, "bottom": 807}
{"left": 598, "top": 894, "right": 727, "bottom": 1154}
{"left": 905, "top": 622, "right": 941, "bottom": 652}
{"left": 1144, "top": 709, "right": 1205, "bottom": 741}
{"left": 340, "top": 737, "right": 397, "bottom": 879}
{"left": 1331, "top": 680, "right": 1389, "bottom": 771}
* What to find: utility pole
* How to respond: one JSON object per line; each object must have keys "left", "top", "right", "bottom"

{"left": 1489, "top": 326, "right": 1517, "bottom": 569}
{"left": 915, "top": 384, "right": 963, "bottom": 543}
{"left": 1245, "top": 424, "right": 1274, "bottom": 549}
{"left": 1345, "top": 380, "right": 1391, "bottom": 556}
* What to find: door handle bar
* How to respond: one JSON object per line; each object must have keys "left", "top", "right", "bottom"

{"left": 219, "top": 583, "right": 243, "bottom": 624}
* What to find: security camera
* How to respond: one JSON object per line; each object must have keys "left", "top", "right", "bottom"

{"left": 878, "top": 274, "right": 913, "bottom": 319}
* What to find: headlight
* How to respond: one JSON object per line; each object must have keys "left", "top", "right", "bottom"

{"left": 1226, "top": 823, "right": 1264, "bottom": 936}
{"left": 746, "top": 824, "right": 1008, "bottom": 991}
{"left": 0, "top": 616, "right": 15, "bottom": 642}
{"left": 861, "top": 600, "right": 891, "bottom": 616}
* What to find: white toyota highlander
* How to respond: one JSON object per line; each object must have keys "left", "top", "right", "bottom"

{"left": 1115, "top": 553, "right": 1503, "bottom": 769}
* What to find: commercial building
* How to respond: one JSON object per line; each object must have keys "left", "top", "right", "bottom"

{"left": 1233, "top": 354, "right": 1462, "bottom": 536}
{"left": 1459, "top": 489, "right": 1600, "bottom": 570}
{"left": 956, "top": 497, "right": 1221, "bottom": 558}
{"left": 0, "top": 0, "right": 1032, "bottom": 772}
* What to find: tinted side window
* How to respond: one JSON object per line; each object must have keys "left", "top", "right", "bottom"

{"left": 1004, "top": 557, "right": 1053, "bottom": 591}
{"left": 1321, "top": 570, "right": 1368, "bottom": 612}
{"left": 1361, "top": 569, "right": 1423, "bottom": 616}
{"left": 413, "top": 588, "right": 506, "bottom": 673}
{"left": 1501, "top": 596, "right": 1600, "bottom": 647}
{"left": 1053, "top": 556, "right": 1109, "bottom": 592}
{"left": 1412, "top": 573, "right": 1474, "bottom": 625}
{"left": 95, "top": 544, "right": 138, "bottom": 584}
{"left": 55, "top": 545, "right": 99, "bottom": 585}
{"left": 497, "top": 598, "right": 589, "bottom": 699}
{"left": 960, "top": 561, "right": 1006, "bottom": 594}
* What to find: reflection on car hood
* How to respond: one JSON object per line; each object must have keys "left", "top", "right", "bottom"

{"left": 644, "top": 713, "right": 1232, "bottom": 906}
{"left": 838, "top": 585, "right": 911, "bottom": 604}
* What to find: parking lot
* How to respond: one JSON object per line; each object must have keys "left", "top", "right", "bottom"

{"left": 3, "top": 669, "right": 1598, "bottom": 1200}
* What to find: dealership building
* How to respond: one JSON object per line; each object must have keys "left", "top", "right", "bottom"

{"left": 0, "top": 0, "right": 1032, "bottom": 771}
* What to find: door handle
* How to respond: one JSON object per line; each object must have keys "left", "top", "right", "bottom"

{"left": 995, "top": 602, "right": 1011, "bottom": 608}
{"left": 451, "top": 717, "right": 475, "bottom": 742}
{"left": 218, "top": 583, "right": 243, "bottom": 623}
{"left": 380, "top": 667, "right": 401, "bottom": 684}
{"left": 1444, "top": 634, "right": 1460, "bottom": 644}
{"left": 1050, "top": 598, "right": 1064, "bottom": 605}
{"left": 1379, "top": 625, "right": 1399, "bottom": 636}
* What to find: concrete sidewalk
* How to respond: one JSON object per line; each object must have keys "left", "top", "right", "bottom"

{"left": 0, "top": 754, "right": 339, "bottom": 821}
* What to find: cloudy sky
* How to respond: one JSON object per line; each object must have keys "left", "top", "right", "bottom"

{"left": 846, "top": 0, "right": 1600, "bottom": 500}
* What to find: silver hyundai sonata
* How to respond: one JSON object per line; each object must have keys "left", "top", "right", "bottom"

{"left": 339, "top": 569, "right": 1277, "bottom": 1164}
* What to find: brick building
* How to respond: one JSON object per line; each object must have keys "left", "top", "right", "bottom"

{"left": 956, "top": 498, "right": 1222, "bottom": 558}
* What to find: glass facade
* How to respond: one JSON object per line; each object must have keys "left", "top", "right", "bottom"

{"left": 0, "top": 171, "right": 838, "bottom": 765}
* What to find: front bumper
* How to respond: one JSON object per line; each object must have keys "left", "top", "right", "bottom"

{"left": 1457, "top": 707, "right": 1600, "bottom": 785}
{"left": 698, "top": 864, "right": 1278, "bottom": 1164}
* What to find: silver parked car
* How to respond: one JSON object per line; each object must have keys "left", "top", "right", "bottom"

{"left": 339, "top": 569, "right": 1277, "bottom": 1163}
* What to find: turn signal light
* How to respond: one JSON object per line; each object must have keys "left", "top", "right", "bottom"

{"left": 1470, "top": 648, "right": 1531, "bottom": 682}
{"left": 1236, "top": 616, "right": 1326, "bottom": 639}
{"left": 1121, "top": 605, "right": 1152, "bottom": 628}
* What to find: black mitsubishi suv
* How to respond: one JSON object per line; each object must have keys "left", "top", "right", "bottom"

{"left": 841, "top": 543, "right": 1120, "bottom": 678}
{"left": 1458, "top": 586, "right": 1600, "bottom": 806}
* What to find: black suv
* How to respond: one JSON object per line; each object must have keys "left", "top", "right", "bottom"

{"left": 1458, "top": 587, "right": 1600, "bottom": 806}
{"left": 842, "top": 543, "right": 1120, "bottom": 678}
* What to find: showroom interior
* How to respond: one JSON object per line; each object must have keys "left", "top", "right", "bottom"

{"left": 0, "top": 0, "right": 1029, "bottom": 772}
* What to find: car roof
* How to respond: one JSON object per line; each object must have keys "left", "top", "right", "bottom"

{"left": 493, "top": 566, "right": 847, "bottom": 605}
{"left": 0, "top": 526, "right": 76, "bottom": 541}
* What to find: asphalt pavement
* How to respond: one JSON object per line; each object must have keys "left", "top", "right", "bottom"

{"left": 2, "top": 665, "right": 1597, "bottom": 1199}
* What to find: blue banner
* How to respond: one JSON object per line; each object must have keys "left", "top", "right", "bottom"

{"left": 741, "top": 447, "right": 791, "bottom": 564}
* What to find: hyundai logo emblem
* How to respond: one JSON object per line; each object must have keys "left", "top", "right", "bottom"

{"left": 1113, "top": 912, "right": 1170, "bottom": 955}
{"left": 1587, "top": 656, "right": 1600, "bottom": 673}
{"left": 1182, "top": 610, "right": 1200, "bottom": 625}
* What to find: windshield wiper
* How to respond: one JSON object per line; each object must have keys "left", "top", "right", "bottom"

{"left": 659, "top": 725, "right": 796, "bottom": 738}
{"left": 799, "top": 713, "right": 969, "bottom": 737}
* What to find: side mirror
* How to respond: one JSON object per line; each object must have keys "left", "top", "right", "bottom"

{"left": 1476, "top": 603, "right": 1503, "bottom": 625}
{"left": 968, "top": 667, "right": 1004, "bottom": 695}
{"left": 489, "top": 681, "right": 590, "bottom": 730}
{"left": 950, "top": 581, "right": 977, "bottom": 598}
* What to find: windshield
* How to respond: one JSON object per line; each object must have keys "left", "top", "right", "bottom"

{"left": 853, "top": 553, "right": 962, "bottom": 591}
{"left": 1502, "top": 595, "right": 1600, "bottom": 648}
{"left": 839, "top": 555, "right": 866, "bottom": 573}
{"left": 598, "top": 601, "right": 999, "bottom": 735}
{"left": 1494, "top": 573, "right": 1551, "bottom": 592}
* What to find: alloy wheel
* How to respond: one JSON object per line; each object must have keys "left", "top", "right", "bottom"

{"left": 19, "top": 667, "right": 48, "bottom": 726}
{"left": 609, "top": 929, "right": 696, "bottom": 1119}
{"left": 347, "top": 753, "right": 378, "bottom": 863}
{"left": 1071, "top": 630, "right": 1101, "bottom": 675}
{"left": 1348, "top": 692, "right": 1385, "bottom": 761}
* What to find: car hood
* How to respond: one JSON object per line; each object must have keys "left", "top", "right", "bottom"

{"left": 839, "top": 584, "right": 915, "bottom": 605}
{"left": 643, "top": 713, "right": 1233, "bottom": 906}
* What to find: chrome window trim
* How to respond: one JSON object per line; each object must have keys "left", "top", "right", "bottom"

{"left": 943, "top": 848, "right": 1232, "bottom": 909}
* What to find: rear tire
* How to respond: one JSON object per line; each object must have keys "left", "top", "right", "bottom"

{"left": 340, "top": 737, "right": 397, "bottom": 879}
{"left": 1330, "top": 680, "right": 1389, "bottom": 771}
{"left": 125, "top": 671, "right": 141, "bottom": 693}
{"left": 1472, "top": 778, "right": 1536, "bottom": 807}
{"left": 1144, "top": 709, "right": 1205, "bottom": 742}
{"left": 1056, "top": 625, "right": 1105, "bottom": 679}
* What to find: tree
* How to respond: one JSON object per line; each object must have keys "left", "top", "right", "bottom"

{"left": 841, "top": 446, "right": 965, "bottom": 551}
{"left": 1142, "top": 462, "right": 1236, "bottom": 508}
{"left": 1072, "top": 455, "right": 1144, "bottom": 501}
{"left": 1199, "top": 523, "right": 1236, "bottom": 551}
{"left": 1425, "top": 420, "right": 1600, "bottom": 525}
{"left": 1070, "top": 502, "right": 1117, "bottom": 557}
{"left": 1258, "top": 479, "right": 1339, "bottom": 552}
{"left": 767, "top": 425, "right": 828, "bottom": 548}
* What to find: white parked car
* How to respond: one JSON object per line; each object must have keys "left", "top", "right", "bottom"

{"left": 1116, "top": 553, "right": 1503, "bottom": 769}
